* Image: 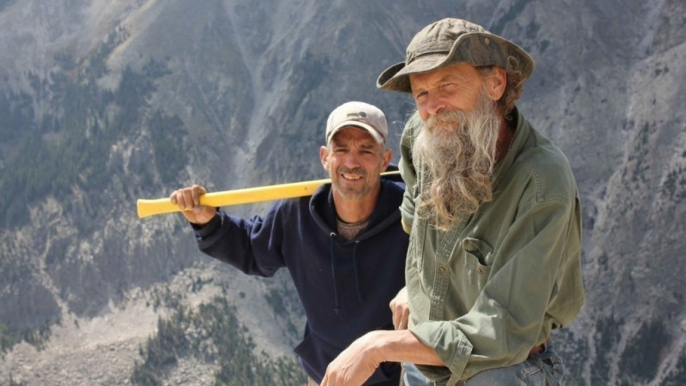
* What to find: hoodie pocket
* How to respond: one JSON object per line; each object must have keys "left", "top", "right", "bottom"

{"left": 294, "top": 332, "right": 399, "bottom": 385}
{"left": 294, "top": 332, "right": 338, "bottom": 382}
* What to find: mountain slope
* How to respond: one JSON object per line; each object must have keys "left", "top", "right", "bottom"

{"left": 0, "top": 0, "right": 685, "bottom": 385}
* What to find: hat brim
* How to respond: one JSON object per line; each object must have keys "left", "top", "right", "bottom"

{"left": 377, "top": 53, "right": 451, "bottom": 93}
{"left": 377, "top": 32, "right": 535, "bottom": 94}
{"left": 327, "top": 121, "right": 385, "bottom": 144}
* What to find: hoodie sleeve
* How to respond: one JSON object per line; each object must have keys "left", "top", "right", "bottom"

{"left": 192, "top": 203, "right": 286, "bottom": 277}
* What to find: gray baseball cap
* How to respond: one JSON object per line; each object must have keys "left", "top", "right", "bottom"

{"left": 326, "top": 101, "right": 388, "bottom": 144}
{"left": 377, "top": 18, "right": 535, "bottom": 93}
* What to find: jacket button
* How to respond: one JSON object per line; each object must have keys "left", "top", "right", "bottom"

{"left": 477, "top": 268, "right": 483, "bottom": 274}
{"left": 438, "top": 267, "right": 446, "bottom": 274}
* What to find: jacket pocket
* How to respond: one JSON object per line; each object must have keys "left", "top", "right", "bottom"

{"left": 461, "top": 237, "right": 493, "bottom": 290}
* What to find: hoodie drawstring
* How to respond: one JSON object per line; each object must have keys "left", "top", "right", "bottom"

{"left": 330, "top": 234, "right": 365, "bottom": 314}
{"left": 330, "top": 232, "right": 340, "bottom": 314}
{"left": 352, "top": 241, "right": 363, "bottom": 302}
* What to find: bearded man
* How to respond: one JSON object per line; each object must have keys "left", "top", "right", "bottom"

{"left": 321, "top": 18, "right": 584, "bottom": 386}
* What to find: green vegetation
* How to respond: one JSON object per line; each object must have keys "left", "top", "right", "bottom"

{"left": 0, "top": 236, "right": 59, "bottom": 355}
{"left": 148, "top": 286, "right": 183, "bottom": 312}
{"left": 0, "top": 323, "right": 18, "bottom": 354}
{"left": 0, "top": 27, "right": 180, "bottom": 229}
{"left": 131, "top": 296, "right": 306, "bottom": 386}
{"left": 0, "top": 320, "right": 52, "bottom": 357}
{"left": 619, "top": 319, "right": 671, "bottom": 384}
{"left": 662, "top": 167, "right": 686, "bottom": 202}
{"left": 148, "top": 111, "right": 188, "bottom": 185}
{"left": 0, "top": 25, "right": 187, "bottom": 353}
{"left": 7, "top": 374, "right": 27, "bottom": 386}
{"left": 263, "top": 275, "right": 303, "bottom": 343}
{"left": 553, "top": 329, "right": 587, "bottom": 386}
{"left": 663, "top": 347, "right": 686, "bottom": 385}
{"left": 0, "top": 90, "right": 34, "bottom": 141}
{"left": 591, "top": 315, "right": 623, "bottom": 385}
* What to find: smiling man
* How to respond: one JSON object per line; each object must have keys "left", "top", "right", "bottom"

{"left": 321, "top": 18, "right": 584, "bottom": 386}
{"left": 170, "top": 101, "right": 408, "bottom": 386}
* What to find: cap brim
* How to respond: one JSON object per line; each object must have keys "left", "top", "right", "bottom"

{"left": 327, "top": 121, "right": 385, "bottom": 144}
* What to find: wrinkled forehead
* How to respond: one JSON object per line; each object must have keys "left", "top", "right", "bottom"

{"left": 329, "top": 126, "right": 382, "bottom": 146}
{"left": 408, "top": 63, "right": 483, "bottom": 90}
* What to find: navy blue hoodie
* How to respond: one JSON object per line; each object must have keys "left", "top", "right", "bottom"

{"left": 193, "top": 174, "right": 408, "bottom": 385}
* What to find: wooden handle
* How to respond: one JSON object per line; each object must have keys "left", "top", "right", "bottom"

{"left": 136, "top": 171, "right": 400, "bottom": 218}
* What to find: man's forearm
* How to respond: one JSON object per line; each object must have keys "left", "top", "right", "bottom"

{"left": 369, "top": 329, "right": 444, "bottom": 366}
{"left": 320, "top": 329, "right": 444, "bottom": 386}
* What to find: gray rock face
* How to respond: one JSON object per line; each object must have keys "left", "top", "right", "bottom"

{"left": 0, "top": 0, "right": 684, "bottom": 385}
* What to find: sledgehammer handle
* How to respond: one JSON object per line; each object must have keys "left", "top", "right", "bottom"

{"left": 136, "top": 171, "right": 400, "bottom": 218}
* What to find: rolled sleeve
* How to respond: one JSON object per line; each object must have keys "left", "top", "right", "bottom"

{"left": 406, "top": 197, "right": 582, "bottom": 382}
{"left": 410, "top": 321, "right": 473, "bottom": 385}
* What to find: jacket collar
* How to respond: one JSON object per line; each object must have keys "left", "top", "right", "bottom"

{"left": 492, "top": 107, "right": 531, "bottom": 191}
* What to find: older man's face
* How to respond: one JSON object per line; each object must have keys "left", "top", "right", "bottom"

{"left": 409, "top": 63, "right": 507, "bottom": 229}
{"left": 409, "top": 63, "right": 500, "bottom": 121}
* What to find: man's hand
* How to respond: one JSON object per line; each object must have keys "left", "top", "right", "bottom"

{"left": 320, "top": 332, "right": 382, "bottom": 386}
{"left": 390, "top": 287, "right": 410, "bottom": 330}
{"left": 321, "top": 330, "right": 443, "bottom": 386}
{"left": 169, "top": 185, "right": 216, "bottom": 225}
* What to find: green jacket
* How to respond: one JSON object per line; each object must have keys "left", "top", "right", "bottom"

{"left": 400, "top": 109, "right": 584, "bottom": 385}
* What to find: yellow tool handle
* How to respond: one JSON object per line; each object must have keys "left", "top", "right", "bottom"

{"left": 136, "top": 171, "right": 400, "bottom": 218}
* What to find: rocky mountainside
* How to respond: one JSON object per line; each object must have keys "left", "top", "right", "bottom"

{"left": 0, "top": 0, "right": 684, "bottom": 385}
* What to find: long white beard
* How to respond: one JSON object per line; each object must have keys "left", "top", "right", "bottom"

{"left": 412, "top": 88, "right": 502, "bottom": 230}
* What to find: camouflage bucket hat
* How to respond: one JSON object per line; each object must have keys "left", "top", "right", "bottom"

{"left": 377, "top": 18, "right": 535, "bottom": 93}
